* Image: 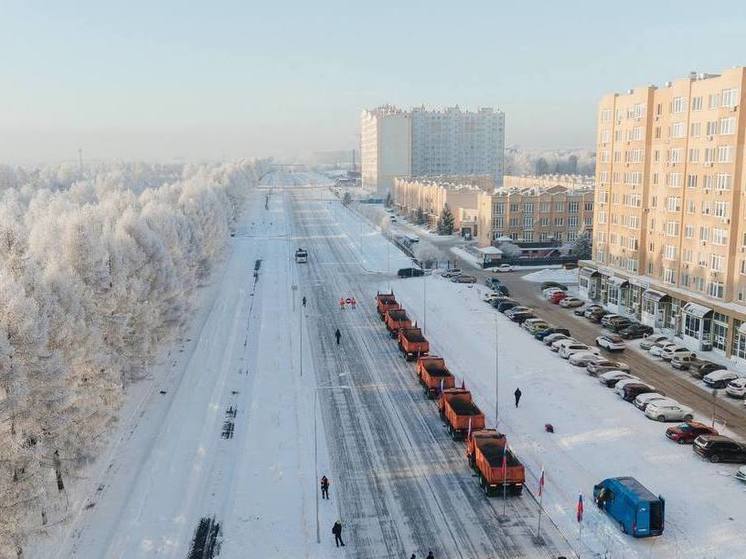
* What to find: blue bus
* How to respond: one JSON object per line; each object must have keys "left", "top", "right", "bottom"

{"left": 593, "top": 477, "right": 665, "bottom": 538}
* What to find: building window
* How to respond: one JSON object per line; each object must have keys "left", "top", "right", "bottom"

{"left": 718, "top": 145, "right": 734, "bottom": 163}
{"left": 716, "top": 174, "right": 732, "bottom": 190}
{"left": 671, "top": 122, "right": 686, "bottom": 138}
{"left": 663, "top": 268, "right": 676, "bottom": 284}
{"left": 720, "top": 117, "right": 736, "bottom": 135}
{"left": 687, "top": 174, "right": 698, "bottom": 188}
{"left": 722, "top": 88, "right": 739, "bottom": 108}
{"left": 708, "top": 94, "right": 721, "bottom": 109}
{"left": 689, "top": 148, "right": 699, "bottom": 162}
{"left": 690, "top": 122, "right": 701, "bottom": 137}
{"left": 554, "top": 217, "right": 564, "bottom": 226}
{"left": 708, "top": 281, "right": 724, "bottom": 299}
{"left": 710, "top": 254, "right": 724, "bottom": 271}
{"left": 684, "top": 224, "right": 694, "bottom": 238}
{"left": 692, "top": 96, "right": 703, "bottom": 111}
{"left": 671, "top": 97, "right": 687, "bottom": 113}
{"left": 554, "top": 202, "right": 565, "bottom": 212}
{"left": 684, "top": 314, "right": 701, "bottom": 338}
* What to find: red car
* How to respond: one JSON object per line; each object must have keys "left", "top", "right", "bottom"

{"left": 666, "top": 421, "right": 718, "bottom": 444}
{"left": 550, "top": 291, "right": 568, "bottom": 304}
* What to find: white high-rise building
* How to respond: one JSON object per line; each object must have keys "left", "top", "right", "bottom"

{"left": 360, "top": 105, "right": 505, "bottom": 194}
{"left": 360, "top": 106, "right": 412, "bottom": 195}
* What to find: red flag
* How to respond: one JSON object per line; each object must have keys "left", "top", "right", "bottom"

{"left": 538, "top": 467, "right": 545, "bottom": 497}
{"left": 576, "top": 493, "right": 584, "bottom": 523}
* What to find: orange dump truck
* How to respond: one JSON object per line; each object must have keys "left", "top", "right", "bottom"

{"left": 439, "top": 389, "right": 485, "bottom": 440}
{"left": 375, "top": 292, "right": 399, "bottom": 320}
{"left": 384, "top": 308, "right": 412, "bottom": 338}
{"left": 466, "top": 429, "right": 525, "bottom": 496}
{"left": 416, "top": 356, "right": 455, "bottom": 398}
{"left": 398, "top": 327, "right": 429, "bottom": 361}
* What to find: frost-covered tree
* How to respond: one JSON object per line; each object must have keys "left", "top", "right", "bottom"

{"left": 437, "top": 204, "right": 455, "bottom": 235}
{"left": 573, "top": 231, "right": 593, "bottom": 260}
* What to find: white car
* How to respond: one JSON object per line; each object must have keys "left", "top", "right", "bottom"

{"left": 483, "top": 292, "right": 501, "bottom": 303}
{"left": 595, "top": 334, "right": 626, "bottom": 352}
{"left": 614, "top": 378, "right": 645, "bottom": 396}
{"left": 544, "top": 332, "right": 570, "bottom": 346}
{"left": 559, "top": 297, "right": 584, "bottom": 308}
{"left": 633, "top": 392, "right": 671, "bottom": 411}
{"left": 495, "top": 264, "right": 513, "bottom": 272}
{"left": 649, "top": 341, "right": 677, "bottom": 357}
{"left": 559, "top": 343, "right": 597, "bottom": 359}
{"left": 568, "top": 351, "right": 604, "bottom": 367}
{"left": 725, "top": 377, "right": 746, "bottom": 399}
{"left": 552, "top": 337, "right": 578, "bottom": 352}
{"left": 660, "top": 345, "right": 695, "bottom": 362}
{"left": 644, "top": 401, "right": 694, "bottom": 422}
{"left": 598, "top": 370, "right": 639, "bottom": 387}
{"left": 640, "top": 334, "right": 669, "bottom": 350}
{"left": 703, "top": 369, "right": 740, "bottom": 389}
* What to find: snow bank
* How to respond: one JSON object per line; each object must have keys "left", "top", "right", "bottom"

{"left": 521, "top": 267, "right": 579, "bottom": 285}
{"left": 0, "top": 159, "right": 268, "bottom": 555}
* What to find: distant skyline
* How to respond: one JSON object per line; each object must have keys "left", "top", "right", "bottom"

{"left": 2, "top": 0, "right": 746, "bottom": 164}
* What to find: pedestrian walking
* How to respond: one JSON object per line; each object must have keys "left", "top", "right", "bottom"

{"left": 321, "top": 475, "right": 330, "bottom": 500}
{"left": 332, "top": 520, "right": 345, "bottom": 547}
{"left": 335, "top": 328, "right": 341, "bottom": 345}
{"left": 514, "top": 387, "right": 522, "bottom": 407}
{"left": 350, "top": 297, "right": 357, "bottom": 309}
{"left": 410, "top": 554, "right": 416, "bottom": 559}
{"left": 302, "top": 296, "right": 307, "bottom": 307}
{"left": 426, "top": 552, "right": 434, "bottom": 559}
{"left": 339, "top": 297, "right": 346, "bottom": 310}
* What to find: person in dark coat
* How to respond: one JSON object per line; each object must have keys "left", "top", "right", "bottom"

{"left": 302, "top": 296, "right": 307, "bottom": 307}
{"left": 514, "top": 387, "right": 522, "bottom": 407}
{"left": 426, "top": 552, "right": 434, "bottom": 559}
{"left": 410, "top": 554, "right": 416, "bottom": 559}
{"left": 320, "top": 475, "right": 330, "bottom": 499}
{"left": 335, "top": 329, "right": 341, "bottom": 345}
{"left": 332, "top": 520, "right": 345, "bottom": 547}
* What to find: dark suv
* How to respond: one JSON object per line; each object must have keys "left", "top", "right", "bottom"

{"left": 621, "top": 383, "right": 656, "bottom": 402}
{"left": 618, "top": 323, "right": 654, "bottom": 339}
{"left": 688, "top": 360, "right": 726, "bottom": 379}
{"left": 693, "top": 435, "right": 746, "bottom": 463}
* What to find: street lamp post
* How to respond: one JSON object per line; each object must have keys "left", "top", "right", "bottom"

{"left": 423, "top": 272, "right": 427, "bottom": 335}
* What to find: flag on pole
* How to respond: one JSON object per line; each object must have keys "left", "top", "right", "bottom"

{"left": 440, "top": 378, "right": 444, "bottom": 395}
{"left": 576, "top": 493, "right": 584, "bottom": 523}
{"left": 467, "top": 416, "right": 472, "bottom": 440}
{"left": 501, "top": 444, "right": 508, "bottom": 479}
{"left": 538, "top": 467, "right": 545, "bottom": 497}
{"left": 461, "top": 378, "right": 465, "bottom": 390}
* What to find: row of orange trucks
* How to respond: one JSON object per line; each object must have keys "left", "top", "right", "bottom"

{"left": 376, "top": 292, "right": 525, "bottom": 497}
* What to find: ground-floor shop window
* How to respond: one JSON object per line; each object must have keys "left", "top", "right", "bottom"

{"left": 684, "top": 314, "right": 701, "bottom": 338}
{"left": 712, "top": 312, "right": 729, "bottom": 351}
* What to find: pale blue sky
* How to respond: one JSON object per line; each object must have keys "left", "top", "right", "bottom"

{"left": 1, "top": 0, "right": 745, "bottom": 163}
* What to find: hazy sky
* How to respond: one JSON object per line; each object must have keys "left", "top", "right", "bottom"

{"left": 2, "top": 0, "right": 745, "bottom": 163}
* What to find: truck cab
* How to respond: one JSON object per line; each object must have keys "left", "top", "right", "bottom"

{"left": 294, "top": 248, "right": 308, "bottom": 263}
{"left": 593, "top": 477, "right": 664, "bottom": 538}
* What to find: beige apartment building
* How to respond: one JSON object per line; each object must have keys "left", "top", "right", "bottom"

{"left": 503, "top": 174, "right": 594, "bottom": 190}
{"left": 492, "top": 185, "right": 594, "bottom": 244}
{"left": 393, "top": 177, "right": 593, "bottom": 248}
{"left": 360, "top": 106, "right": 412, "bottom": 195}
{"left": 586, "top": 67, "right": 746, "bottom": 363}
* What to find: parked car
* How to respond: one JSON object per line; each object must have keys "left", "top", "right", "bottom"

{"left": 397, "top": 267, "right": 425, "bottom": 278}
{"left": 593, "top": 477, "right": 665, "bottom": 538}
{"left": 621, "top": 383, "right": 657, "bottom": 402}
{"left": 598, "top": 371, "right": 639, "bottom": 387}
{"left": 689, "top": 360, "right": 726, "bottom": 379}
{"left": 660, "top": 345, "right": 695, "bottom": 362}
{"left": 452, "top": 275, "right": 477, "bottom": 283}
{"left": 633, "top": 393, "right": 671, "bottom": 411}
{"left": 665, "top": 421, "right": 718, "bottom": 444}
{"left": 559, "top": 343, "right": 598, "bottom": 359}
{"left": 495, "top": 264, "right": 513, "bottom": 272}
{"left": 541, "top": 281, "right": 568, "bottom": 291}
{"left": 559, "top": 297, "right": 585, "bottom": 308}
{"left": 522, "top": 319, "right": 549, "bottom": 334}
{"left": 550, "top": 291, "right": 569, "bottom": 304}
{"left": 736, "top": 466, "right": 746, "bottom": 482}
{"left": 577, "top": 303, "right": 602, "bottom": 317}
{"left": 587, "top": 359, "right": 631, "bottom": 376}
{"left": 496, "top": 300, "right": 518, "bottom": 313}
{"left": 671, "top": 354, "right": 700, "bottom": 370}
{"left": 552, "top": 337, "right": 578, "bottom": 352}
{"left": 441, "top": 268, "right": 462, "bottom": 278}
{"left": 725, "top": 377, "right": 746, "bottom": 399}
{"left": 703, "top": 370, "right": 740, "bottom": 389}
{"left": 614, "top": 378, "right": 646, "bottom": 397}
{"left": 596, "top": 334, "right": 626, "bottom": 352}
{"left": 587, "top": 308, "right": 610, "bottom": 323}
{"left": 544, "top": 333, "right": 571, "bottom": 346}
{"left": 535, "top": 327, "right": 570, "bottom": 341}
{"left": 483, "top": 292, "right": 502, "bottom": 303}
{"left": 485, "top": 277, "right": 501, "bottom": 289}
{"left": 649, "top": 341, "right": 677, "bottom": 357}
{"left": 644, "top": 401, "right": 694, "bottom": 422}
{"left": 693, "top": 435, "right": 746, "bottom": 463}
{"left": 505, "top": 306, "right": 531, "bottom": 318}
{"left": 511, "top": 312, "right": 537, "bottom": 324}
{"left": 496, "top": 285, "right": 510, "bottom": 296}
{"left": 609, "top": 319, "right": 636, "bottom": 333}
{"left": 600, "top": 314, "right": 624, "bottom": 328}
{"left": 568, "top": 351, "right": 604, "bottom": 367}
{"left": 618, "top": 323, "right": 654, "bottom": 339}
{"left": 543, "top": 287, "right": 565, "bottom": 299}
{"left": 640, "top": 334, "right": 669, "bottom": 350}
